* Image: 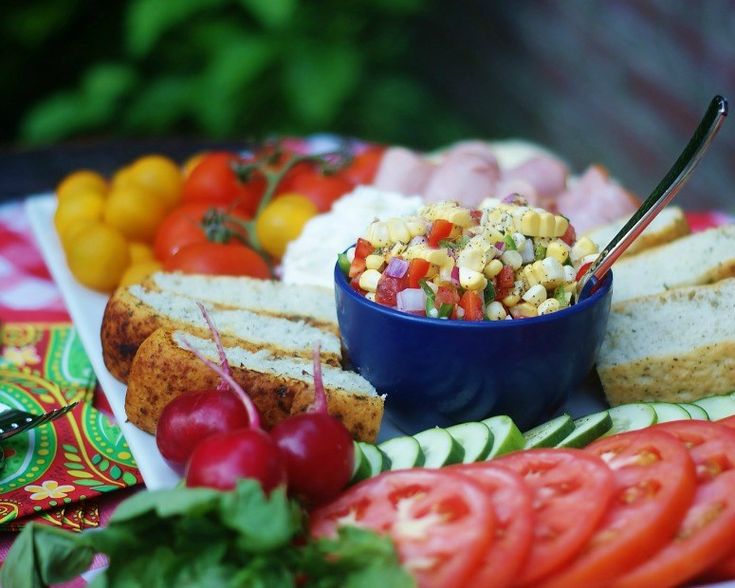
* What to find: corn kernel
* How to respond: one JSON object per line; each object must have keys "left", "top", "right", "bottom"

{"left": 367, "top": 222, "right": 390, "bottom": 247}
{"left": 554, "top": 215, "right": 569, "bottom": 238}
{"left": 459, "top": 267, "right": 488, "bottom": 290}
{"left": 520, "top": 210, "right": 541, "bottom": 236}
{"left": 546, "top": 240, "right": 570, "bottom": 264}
{"left": 404, "top": 217, "right": 427, "bottom": 237}
{"left": 538, "top": 298, "right": 561, "bottom": 315}
{"left": 458, "top": 247, "right": 486, "bottom": 272}
{"left": 522, "top": 284, "right": 547, "bottom": 306}
{"left": 387, "top": 218, "right": 411, "bottom": 243}
{"left": 536, "top": 257, "right": 565, "bottom": 288}
{"left": 424, "top": 249, "right": 452, "bottom": 266}
{"left": 502, "top": 294, "right": 520, "bottom": 307}
{"left": 365, "top": 254, "right": 385, "bottom": 270}
{"left": 486, "top": 301, "right": 507, "bottom": 321}
{"left": 570, "top": 236, "right": 598, "bottom": 263}
{"left": 501, "top": 249, "right": 523, "bottom": 270}
{"left": 484, "top": 259, "right": 504, "bottom": 279}
{"left": 359, "top": 269, "right": 381, "bottom": 292}
{"left": 563, "top": 265, "right": 576, "bottom": 283}
{"left": 521, "top": 264, "right": 540, "bottom": 287}
{"left": 538, "top": 212, "right": 556, "bottom": 237}
{"left": 512, "top": 302, "right": 538, "bottom": 318}
{"left": 365, "top": 292, "right": 376, "bottom": 302}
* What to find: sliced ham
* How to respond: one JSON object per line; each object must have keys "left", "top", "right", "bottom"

{"left": 503, "top": 155, "right": 569, "bottom": 206}
{"left": 423, "top": 143, "right": 501, "bottom": 206}
{"left": 372, "top": 147, "right": 435, "bottom": 196}
{"left": 557, "top": 165, "right": 640, "bottom": 233}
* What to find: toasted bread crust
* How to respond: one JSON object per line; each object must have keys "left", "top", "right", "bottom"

{"left": 102, "top": 286, "right": 341, "bottom": 384}
{"left": 599, "top": 341, "right": 735, "bottom": 406}
{"left": 125, "top": 329, "right": 382, "bottom": 442}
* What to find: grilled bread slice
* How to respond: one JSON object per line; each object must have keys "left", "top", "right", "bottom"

{"left": 584, "top": 206, "right": 689, "bottom": 259}
{"left": 611, "top": 224, "right": 735, "bottom": 304}
{"left": 101, "top": 284, "right": 341, "bottom": 383}
{"left": 598, "top": 278, "right": 735, "bottom": 406}
{"left": 146, "top": 272, "right": 338, "bottom": 333}
{"left": 125, "top": 328, "right": 383, "bottom": 442}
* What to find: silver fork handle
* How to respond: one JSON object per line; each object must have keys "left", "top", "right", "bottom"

{"left": 578, "top": 95, "right": 728, "bottom": 296}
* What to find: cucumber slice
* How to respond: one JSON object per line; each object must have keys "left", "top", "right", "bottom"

{"left": 350, "top": 442, "right": 372, "bottom": 483}
{"left": 378, "top": 436, "right": 424, "bottom": 470}
{"left": 358, "top": 442, "right": 390, "bottom": 477}
{"left": 679, "top": 403, "right": 709, "bottom": 420}
{"left": 482, "top": 415, "right": 525, "bottom": 458}
{"left": 446, "top": 422, "right": 494, "bottom": 463}
{"left": 556, "top": 411, "right": 612, "bottom": 448}
{"left": 523, "top": 414, "right": 575, "bottom": 449}
{"left": 694, "top": 394, "right": 735, "bottom": 421}
{"left": 606, "top": 403, "right": 657, "bottom": 435}
{"left": 648, "top": 402, "right": 691, "bottom": 423}
{"left": 413, "top": 428, "right": 464, "bottom": 468}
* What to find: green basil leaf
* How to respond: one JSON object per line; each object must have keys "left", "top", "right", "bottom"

{"left": 110, "top": 486, "right": 221, "bottom": 523}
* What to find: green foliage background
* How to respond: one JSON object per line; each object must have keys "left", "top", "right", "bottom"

{"left": 2, "top": 0, "right": 471, "bottom": 148}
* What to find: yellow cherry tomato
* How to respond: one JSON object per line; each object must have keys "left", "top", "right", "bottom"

{"left": 128, "top": 241, "right": 155, "bottom": 264}
{"left": 59, "top": 218, "right": 96, "bottom": 254}
{"left": 119, "top": 259, "right": 162, "bottom": 287}
{"left": 104, "top": 184, "right": 167, "bottom": 242}
{"left": 56, "top": 170, "right": 107, "bottom": 202}
{"left": 54, "top": 190, "right": 106, "bottom": 236}
{"left": 255, "top": 193, "right": 318, "bottom": 259}
{"left": 66, "top": 223, "right": 130, "bottom": 292}
{"left": 111, "top": 166, "right": 135, "bottom": 190}
{"left": 128, "top": 155, "right": 182, "bottom": 209}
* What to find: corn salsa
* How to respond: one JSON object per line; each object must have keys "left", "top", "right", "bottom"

{"left": 338, "top": 196, "right": 600, "bottom": 320}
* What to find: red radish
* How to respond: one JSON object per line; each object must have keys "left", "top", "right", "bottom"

{"left": 155, "top": 302, "right": 248, "bottom": 470}
{"left": 270, "top": 344, "right": 354, "bottom": 505}
{"left": 181, "top": 337, "right": 287, "bottom": 492}
{"left": 156, "top": 389, "right": 249, "bottom": 470}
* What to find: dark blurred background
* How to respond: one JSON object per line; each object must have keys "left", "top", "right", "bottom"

{"left": 1, "top": 0, "right": 733, "bottom": 210}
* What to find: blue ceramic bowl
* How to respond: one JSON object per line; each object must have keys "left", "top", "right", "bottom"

{"left": 334, "top": 263, "right": 613, "bottom": 434}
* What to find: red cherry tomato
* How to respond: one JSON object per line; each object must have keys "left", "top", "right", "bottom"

{"left": 338, "top": 145, "right": 385, "bottom": 185}
{"left": 407, "top": 258, "right": 430, "bottom": 289}
{"left": 497, "top": 265, "right": 515, "bottom": 289}
{"left": 450, "top": 463, "right": 534, "bottom": 588}
{"left": 164, "top": 242, "right": 271, "bottom": 278}
{"left": 496, "top": 449, "right": 616, "bottom": 585}
{"left": 459, "top": 290, "right": 484, "bottom": 321}
{"left": 310, "top": 469, "right": 496, "bottom": 588}
{"left": 153, "top": 203, "right": 250, "bottom": 261}
{"left": 613, "top": 421, "right": 735, "bottom": 588}
{"left": 182, "top": 152, "right": 264, "bottom": 217}
{"left": 539, "top": 429, "right": 697, "bottom": 588}
{"left": 427, "top": 219, "right": 454, "bottom": 248}
{"left": 282, "top": 171, "right": 353, "bottom": 213}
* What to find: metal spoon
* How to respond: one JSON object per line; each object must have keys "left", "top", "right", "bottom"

{"left": 576, "top": 95, "right": 728, "bottom": 301}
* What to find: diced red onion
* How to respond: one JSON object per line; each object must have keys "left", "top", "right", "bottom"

{"left": 495, "top": 241, "right": 505, "bottom": 253}
{"left": 408, "top": 235, "right": 427, "bottom": 247}
{"left": 501, "top": 193, "right": 529, "bottom": 206}
{"left": 385, "top": 257, "right": 409, "bottom": 278}
{"left": 396, "top": 288, "right": 426, "bottom": 312}
{"left": 450, "top": 266, "right": 460, "bottom": 286}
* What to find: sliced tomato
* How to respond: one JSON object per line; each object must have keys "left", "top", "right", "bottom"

{"left": 449, "top": 463, "right": 534, "bottom": 588}
{"left": 495, "top": 449, "right": 615, "bottom": 585}
{"left": 427, "top": 219, "right": 453, "bottom": 248}
{"left": 538, "top": 429, "right": 697, "bottom": 588}
{"left": 310, "top": 469, "right": 495, "bottom": 588}
{"left": 435, "top": 284, "right": 460, "bottom": 307}
{"left": 459, "top": 290, "right": 484, "bottom": 321}
{"left": 407, "top": 258, "right": 430, "bottom": 289}
{"left": 497, "top": 265, "right": 515, "bottom": 289}
{"left": 348, "top": 256, "right": 366, "bottom": 279}
{"left": 612, "top": 421, "right": 735, "bottom": 588}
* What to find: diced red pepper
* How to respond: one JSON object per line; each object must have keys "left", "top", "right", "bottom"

{"left": 459, "top": 290, "right": 484, "bottom": 321}
{"left": 350, "top": 273, "right": 365, "bottom": 293}
{"left": 375, "top": 274, "right": 407, "bottom": 306}
{"left": 497, "top": 265, "right": 515, "bottom": 289}
{"left": 355, "top": 237, "right": 374, "bottom": 259}
{"left": 348, "top": 256, "right": 366, "bottom": 278}
{"left": 560, "top": 223, "right": 576, "bottom": 246}
{"left": 470, "top": 209, "right": 483, "bottom": 223}
{"left": 427, "top": 219, "right": 454, "bottom": 248}
{"left": 407, "top": 258, "right": 431, "bottom": 288}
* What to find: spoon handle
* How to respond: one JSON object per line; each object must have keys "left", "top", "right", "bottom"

{"left": 578, "top": 95, "right": 728, "bottom": 297}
